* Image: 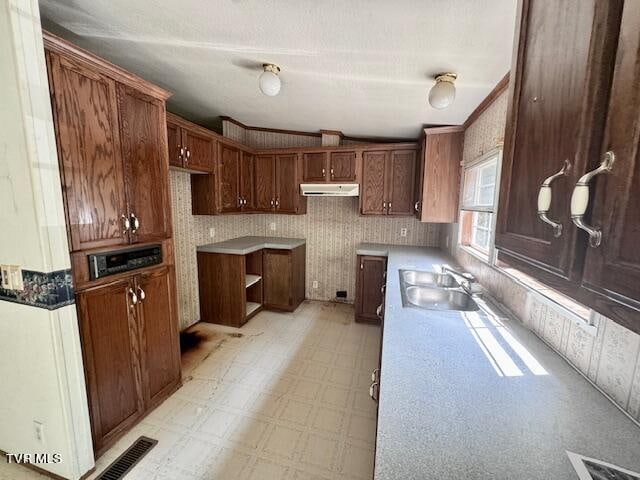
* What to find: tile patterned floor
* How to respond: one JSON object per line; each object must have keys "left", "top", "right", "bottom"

{"left": 0, "top": 301, "right": 381, "bottom": 480}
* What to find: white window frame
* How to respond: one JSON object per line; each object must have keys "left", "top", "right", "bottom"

{"left": 458, "top": 147, "right": 503, "bottom": 264}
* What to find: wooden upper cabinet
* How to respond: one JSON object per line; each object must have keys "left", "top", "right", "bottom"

{"left": 254, "top": 154, "right": 276, "bottom": 211}
{"left": 496, "top": 0, "right": 622, "bottom": 283}
{"left": 166, "top": 120, "right": 183, "bottom": 168}
{"left": 361, "top": 151, "right": 388, "bottom": 215}
{"left": 77, "top": 278, "right": 143, "bottom": 452}
{"left": 240, "top": 151, "right": 255, "bottom": 211}
{"left": 183, "top": 128, "right": 215, "bottom": 172}
{"left": 303, "top": 152, "right": 327, "bottom": 182}
{"left": 218, "top": 143, "right": 241, "bottom": 213}
{"left": 387, "top": 150, "right": 416, "bottom": 216}
{"left": 275, "top": 154, "right": 304, "bottom": 214}
{"left": 361, "top": 149, "right": 417, "bottom": 216}
{"left": 580, "top": 2, "right": 640, "bottom": 330}
{"left": 417, "top": 127, "right": 464, "bottom": 222}
{"left": 136, "top": 267, "right": 180, "bottom": 407}
{"left": 329, "top": 151, "right": 357, "bottom": 182}
{"left": 117, "top": 84, "right": 172, "bottom": 243}
{"left": 47, "top": 52, "right": 129, "bottom": 252}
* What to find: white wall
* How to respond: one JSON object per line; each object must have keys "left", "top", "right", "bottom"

{"left": 0, "top": 1, "right": 93, "bottom": 478}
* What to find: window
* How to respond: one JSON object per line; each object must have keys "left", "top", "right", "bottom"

{"left": 459, "top": 149, "right": 501, "bottom": 260}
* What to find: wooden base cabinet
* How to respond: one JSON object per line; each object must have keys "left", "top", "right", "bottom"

{"left": 355, "top": 255, "right": 387, "bottom": 324}
{"left": 263, "top": 246, "right": 306, "bottom": 311}
{"left": 77, "top": 266, "right": 181, "bottom": 455}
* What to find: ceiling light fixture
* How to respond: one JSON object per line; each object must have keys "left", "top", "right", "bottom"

{"left": 259, "top": 63, "right": 281, "bottom": 97}
{"left": 428, "top": 73, "right": 457, "bottom": 109}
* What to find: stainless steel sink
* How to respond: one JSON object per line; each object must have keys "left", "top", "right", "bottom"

{"left": 400, "top": 269, "right": 459, "bottom": 288}
{"left": 402, "top": 285, "right": 479, "bottom": 312}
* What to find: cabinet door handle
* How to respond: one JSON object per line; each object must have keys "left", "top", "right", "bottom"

{"left": 376, "top": 304, "right": 383, "bottom": 319}
{"left": 369, "top": 381, "right": 379, "bottom": 402}
{"left": 537, "top": 159, "right": 570, "bottom": 237}
{"left": 137, "top": 287, "right": 146, "bottom": 302}
{"left": 571, "top": 151, "right": 615, "bottom": 248}
{"left": 414, "top": 201, "right": 420, "bottom": 212}
{"left": 270, "top": 199, "right": 275, "bottom": 207}
{"left": 185, "top": 147, "right": 191, "bottom": 163}
{"left": 128, "top": 287, "right": 138, "bottom": 307}
{"left": 383, "top": 201, "right": 387, "bottom": 210}
{"left": 330, "top": 168, "right": 334, "bottom": 177}
{"left": 388, "top": 202, "right": 392, "bottom": 211}
{"left": 275, "top": 198, "right": 280, "bottom": 208}
{"left": 371, "top": 368, "right": 379, "bottom": 382}
{"left": 178, "top": 146, "right": 184, "bottom": 161}
{"left": 380, "top": 284, "right": 385, "bottom": 294}
{"left": 130, "top": 213, "right": 140, "bottom": 233}
{"left": 121, "top": 214, "right": 131, "bottom": 233}
{"left": 322, "top": 168, "right": 326, "bottom": 176}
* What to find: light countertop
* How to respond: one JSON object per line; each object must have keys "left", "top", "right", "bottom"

{"left": 197, "top": 236, "right": 305, "bottom": 255}
{"left": 364, "top": 244, "right": 640, "bottom": 480}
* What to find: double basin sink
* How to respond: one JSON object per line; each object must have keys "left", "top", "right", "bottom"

{"left": 399, "top": 270, "right": 479, "bottom": 312}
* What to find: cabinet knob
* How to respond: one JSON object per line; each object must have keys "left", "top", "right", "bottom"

{"left": 330, "top": 168, "right": 334, "bottom": 177}
{"left": 128, "top": 287, "right": 138, "bottom": 306}
{"left": 571, "top": 151, "right": 615, "bottom": 248}
{"left": 388, "top": 202, "right": 392, "bottom": 211}
{"left": 369, "top": 381, "right": 379, "bottom": 402}
{"left": 537, "top": 159, "right": 570, "bottom": 238}
{"left": 322, "top": 168, "right": 326, "bottom": 176}
{"left": 185, "top": 147, "right": 191, "bottom": 163}
{"left": 137, "top": 287, "right": 146, "bottom": 302}
{"left": 414, "top": 201, "right": 420, "bottom": 212}
{"left": 121, "top": 214, "right": 131, "bottom": 234}
{"left": 130, "top": 213, "right": 140, "bottom": 233}
{"left": 275, "top": 198, "right": 280, "bottom": 208}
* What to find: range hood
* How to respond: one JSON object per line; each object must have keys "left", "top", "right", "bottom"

{"left": 300, "top": 183, "right": 359, "bottom": 197}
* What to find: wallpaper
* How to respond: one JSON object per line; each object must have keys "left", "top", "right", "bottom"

{"left": 171, "top": 169, "right": 440, "bottom": 331}
{"left": 447, "top": 90, "right": 640, "bottom": 421}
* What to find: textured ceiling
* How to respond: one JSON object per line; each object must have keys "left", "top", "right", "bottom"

{"left": 39, "top": 0, "right": 517, "bottom": 138}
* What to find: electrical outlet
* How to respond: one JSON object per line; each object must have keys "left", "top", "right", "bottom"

{"left": 0, "top": 265, "right": 10, "bottom": 289}
{"left": 209, "top": 227, "right": 215, "bottom": 238}
{"left": 34, "top": 421, "right": 44, "bottom": 444}
{"left": 312, "top": 281, "right": 318, "bottom": 289}
{"left": 269, "top": 222, "right": 276, "bottom": 231}
{"left": 9, "top": 266, "right": 24, "bottom": 290}
{"left": 400, "top": 228, "right": 407, "bottom": 237}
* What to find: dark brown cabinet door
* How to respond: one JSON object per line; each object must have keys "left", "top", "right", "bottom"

{"left": 48, "top": 52, "right": 129, "bottom": 251}
{"left": 77, "top": 279, "right": 143, "bottom": 453}
{"left": 387, "top": 150, "right": 416, "bottom": 216}
{"left": 329, "top": 151, "right": 356, "bottom": 182}
{"left": 361, "top": 151, "right": 388, "bottom": 215}
{"left": 263, "top": 249, "right": 292, "bottom": 309}
{"left": 254, "top": 154, "right": 276, "bottom": 211}
{"left": 136, "top": 267, "right": 180, "bottom": 407}
{"left": 275, "top": 154, "right": 300, "bottom": 213}
{"left": 166, "top": 121, "right": 183, "bottom": 168}
{"left": 183, "top": 128, "right": 215, "bottom": 173}
{"left": 580, "top": 3, "right": 640, "bottom": 330}
{"left": 117, "top": 85, "right": 171, "bottom": 243}
{"left": 219, "top": 143, "right": 241, "bottom": 213}
{"left": 240, "top": 151, "right": 255, "bottom": 211}
{"left": 496, "top": 0, "right": 622, "bottom": 283}
{"left": 355, "top": 256, "right": 387, "bottom": 324}
{"left": 303, "top": 152, "right": 327, "bottom": 182}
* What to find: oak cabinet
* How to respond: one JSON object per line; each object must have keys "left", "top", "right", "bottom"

{"left": 219, "top": 143, "right": 242, "bottom": 213}
{"left": 496, "top": 0, "right": 622, "bottom": 282}
{"left": 77, "top": 267, "right": 180, "bottom": 455}
{"left": 47, "top": 45, "right": 172, "bottom": 252}
{"left": 166, "top": 114, "right": 216, "bottom": 173}
{"left": 254, "top": 154, "right": 277, "bottom": 211}
{"left": 415, "top": 127, "right": 464, "bottom": 222}
{"left": 263, "top": 246, "right": 306, "bottom": 311}
{"left": 355, "top": 255, "right": 387, "bottom": 324}
{"left": 253, "top": 154, "right": 306, "bottom": 214}
{"left": 361, "top": 149, "right": 417, "bottom": 216}
{"left": 240, "top": 151, "right": 255, "bottom": 211}
{"left": 496, "top": 1, "right": 640, "bottom": 332}
{"left": 302, "top": 151, "right": 357, "bottom": 182}
{"left": 578, "top": 2, "right": 640, "bottom": 330}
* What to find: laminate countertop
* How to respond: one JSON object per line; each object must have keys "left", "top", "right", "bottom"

{"left": 356, "top": 243, "right": 640, "bottom": 480}
{"left": 196, "top": 236, "right": 305, "bottom": 255}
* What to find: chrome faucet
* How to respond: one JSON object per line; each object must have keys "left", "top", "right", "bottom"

{"left": 440, "top": 265, "right": 481, "bottom": 296}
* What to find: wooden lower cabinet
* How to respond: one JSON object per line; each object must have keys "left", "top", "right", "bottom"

{"left": 263, "top": 246, "right": 306, "bottom": 311}
{"left": 77, "top": 267, "right": 181, "bottom": 455}
{"left": 355, "top": 255, "right": 387, "bottom": 324}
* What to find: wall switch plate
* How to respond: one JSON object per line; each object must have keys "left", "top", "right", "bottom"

{"left": 209, "top": 227, "right": 215, "bottom": 238}
{"left": 269, "top": 222, "right": 276, "bottom": 231}
{"left": 400, "top": 228, "right": 407, "bottom": 237}
{"left": 312, "top": 281, "right": 318, "bottom": 289}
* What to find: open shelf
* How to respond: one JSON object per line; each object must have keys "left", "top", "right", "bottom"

{"left": 245, "top": 274, "right": 262, "bottom": 288}
{"left": 246, "top": 301, "right": 261, "bottom": 317}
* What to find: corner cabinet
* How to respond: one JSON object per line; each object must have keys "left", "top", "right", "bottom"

{"left": 361, "top": 149, "right": 417, "bottom": 216}
{"left": 355, "top": 255, "right": 387, "bottom": 324}
{"left": 496, "top": 1, "right": 640, "bottom": 331}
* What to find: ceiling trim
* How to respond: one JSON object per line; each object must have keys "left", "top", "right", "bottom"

{"left": 220, "top": 116, "right": 321, "bottom": 138}
{"left": 463, "top": 72, "right": 510, "bottom": 128}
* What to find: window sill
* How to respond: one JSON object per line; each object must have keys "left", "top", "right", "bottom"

{"left": 456, "top": 244, "right": 596, "bottom": 334}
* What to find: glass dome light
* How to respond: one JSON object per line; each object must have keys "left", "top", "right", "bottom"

{"left": 428, "top": 73, "right": 457, "bottom": 109}
{"left": 259, "top": 64, "right": 281, "bottom": 97}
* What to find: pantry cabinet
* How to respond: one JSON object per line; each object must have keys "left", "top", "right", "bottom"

{"left": 496, "top": 0, "right": 640, "bottom": 332}
{"left": 361, "top": 149, "right": 417, "bottom": 216}
{"left": 355, "top": 255, "right": 387, "bottom": 324}
{"left": 77, "top": 266, "right": 180, "bottom": 455}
